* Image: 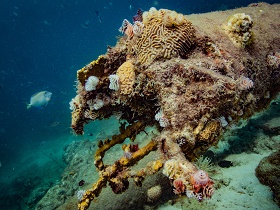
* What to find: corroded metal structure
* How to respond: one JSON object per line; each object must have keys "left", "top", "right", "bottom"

{"left": 69, "top": 4, "right": 280, "bottom": 209}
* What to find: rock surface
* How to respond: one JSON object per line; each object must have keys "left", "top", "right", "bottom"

{"left": 255, "top": 150, "right": 280, "bottom": 206}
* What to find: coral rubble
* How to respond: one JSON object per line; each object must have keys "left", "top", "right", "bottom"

{"left": 69, "top": 3, "right": 280, "bottom": 209}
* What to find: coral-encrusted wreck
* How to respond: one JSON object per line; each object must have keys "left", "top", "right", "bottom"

{"left": 70, "top": 4, "right": 280, "bottom": 210}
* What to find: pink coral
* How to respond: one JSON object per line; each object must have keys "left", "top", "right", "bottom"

{"left": 189, "top": 170, "right": 214, "bottom": 200}
{"left": 119, "top": 19, "right": 134, "bottom": 39}
{"left": 190, "top": 170, "right": 210, "bottom": 187}
{"left": 173, "top": 178, "right": 186, "bottom": 195}
{"left": 238, "top": 76, "right": 254, "bottom": 90}
{"left": 133, "top": 9, "right": 143, "bottom": 22}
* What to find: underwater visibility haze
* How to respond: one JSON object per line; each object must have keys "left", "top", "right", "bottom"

{"left": 0, "top": 0, "right": 280, "bottom": 209}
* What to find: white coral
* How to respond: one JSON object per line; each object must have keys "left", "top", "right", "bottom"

{"left": 69, "top": 99, "right": 75, "bottom": 110}
{"left": 92, "top": 99, "right": 104, "bottom": 110}
{"left": 217, "top": 116, "right": 228, "bottom": 127}
{"left": 155, "top": 109, "right": 169, "bottom": 127}
{"left": 69, "top": 95, "right": 80, "bottom": 110}
{"left": 76, "top": 190, "right": 86, "bottom": 201}
{"left": 108, "top": 74, "right": 119, "bottom": 91}
{"left": 85, "top": 76, "right": 99, "bottom": 91}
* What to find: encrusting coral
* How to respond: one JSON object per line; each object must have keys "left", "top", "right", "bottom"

{"left": 70, "top": 3, "right": 280, "bottom": 209}
{"left": 224, "top": 13, "right": 253, "bottom": 48}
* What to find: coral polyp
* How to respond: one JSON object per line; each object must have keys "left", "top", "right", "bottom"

{"left": 69, "top": 4, "right": 280, "bottom": 209}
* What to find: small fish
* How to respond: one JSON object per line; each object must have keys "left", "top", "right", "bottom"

{"left": 49, "top": 121, "right": 59, "bottom": 127}
{"left": 43, "top": 20, "right": 51, "bottom": 25}
{"left": 27, "top": 91, "right": 52, "bottom": 109}
{"left": 95, "top": 10, "right": 102, "bottom": 23}
{"left": 81, "top": 20, "right": 90, "bottom": 28}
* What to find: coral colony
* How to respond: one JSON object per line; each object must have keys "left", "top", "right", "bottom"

{"left": 70, "top": 5, "right": 280, "bottom": 210}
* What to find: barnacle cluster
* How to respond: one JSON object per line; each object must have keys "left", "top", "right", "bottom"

{"left": 69, "top": 4, "right": 280, "bottom": 210}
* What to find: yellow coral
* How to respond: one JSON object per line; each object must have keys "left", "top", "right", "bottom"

{"left": 77, "top": 55, "right": 107, "bottom": 85}
{"left": 129, "top": 8, "right": 195, "bottom": 64}
{"left": 116, "top": 60, "right": 135, "bottom": 95}
{"left": 162, "top": 159, "right": 196, "bottom": 180}
{"left": 153, "top": 160, "right": 163, "bottom": 171}
{"left": 162, "top": 159, "right": 180, "bottom": 179}
{"left": 224, "top": 13, "right": 253, "bottom": 48}
{"left": 198, "top": 120, "right": 221, "bottom": 143}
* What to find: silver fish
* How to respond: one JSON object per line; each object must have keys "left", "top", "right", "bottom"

{"left": 27, "top": 91, "right": 52, "bottom": 109}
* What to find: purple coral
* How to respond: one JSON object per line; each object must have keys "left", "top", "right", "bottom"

{"left": 133, "top": 9, "right": 143, "bottom": 22}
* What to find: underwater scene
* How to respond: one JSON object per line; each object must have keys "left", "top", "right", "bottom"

{"left": 0, "top": 0, "right": 280, "bottom": 209}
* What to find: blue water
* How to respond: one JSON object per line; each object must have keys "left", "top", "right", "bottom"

{"left": 0, "top": 0, "right": 279, "bottom": 209}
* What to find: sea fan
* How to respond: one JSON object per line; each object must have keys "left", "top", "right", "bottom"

{"left": 108, "top": 74, "right": 119, "bottom": 91}
{"left": 85, "top": 76, "right": 99, "bottom": 91}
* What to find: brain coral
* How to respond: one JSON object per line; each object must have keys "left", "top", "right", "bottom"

{"left": 116, "top": 60, "right": 135, "bottom": 94}
{"left": 127, "top": 7, "right": 196, "bottom": 64}
{"left": 224, "top": 13, "right": 253, "bottom": 48}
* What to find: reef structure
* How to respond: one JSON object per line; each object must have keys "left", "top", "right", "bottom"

{"left": 70, "top": 3, "right": 280, "bottom": 210}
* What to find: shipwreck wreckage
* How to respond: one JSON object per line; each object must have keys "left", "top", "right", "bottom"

{"left": 69, "top": 3, "right": 280, "bottom": 209}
